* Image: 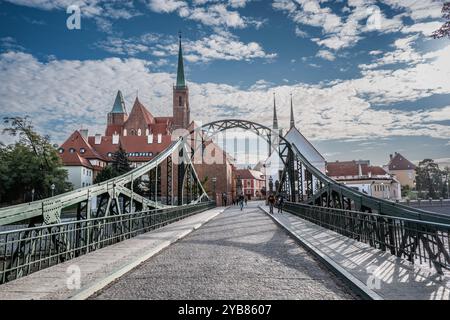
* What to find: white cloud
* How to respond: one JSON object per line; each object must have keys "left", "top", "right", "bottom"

{"left": 316, "top": 50, "right": 335, "bottom": 61}
{"left": 359, "top": 35, "right": 423, "bottom": 70}
{"left": 146, "top": 0, "right": 262, "bottom": 29}
{"left": 1, "top": 47, "right": 450, "bottom": 146}
{"left": 402, "top": 21, "right": 444, "bottom": 36}
{"left": 5, "top": 0, "right": 141, "bottom": 32}
{"left": 272, "top": 0, "right": 445, "bottom": 59}
{"left": 97, "top": 32, "right": 276, "bottom": 63}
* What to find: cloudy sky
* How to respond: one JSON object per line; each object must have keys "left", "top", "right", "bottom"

{"left": 0, "top": 0, "right": 449, "bottom": 166}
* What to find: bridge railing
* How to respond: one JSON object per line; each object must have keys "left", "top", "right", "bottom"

{"left": 282, "top": 202, "right": 450, "bottom": 274}
{"left": 0, "top": 201, "right": 215, "bottom": 285}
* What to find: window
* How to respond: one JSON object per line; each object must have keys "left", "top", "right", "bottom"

{"left": 58, "top": 148, "right": 64, "bottom": 154}
{"left": 107, "top": 152, "right": 112, "bottom": 157}
{"left": 179, "top": 96, "right": 182, "bottom": 106}
{"left": 80, "top": 148, "right": 85, "bottom": 154}
{"left": 69, "top": 148, "right": 75, "bottom": 153}
{"left": 157, "top": 134, "right": 162, "bottom": 144}
{"left": 137, "top": 129, "right": 142, "bottom": 136}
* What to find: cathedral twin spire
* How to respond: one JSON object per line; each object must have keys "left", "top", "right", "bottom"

{"left": 272, "top": 93, "right": 296, "bottom": 131}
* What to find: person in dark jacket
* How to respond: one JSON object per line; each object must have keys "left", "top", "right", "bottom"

{"left": 268, "top": 194, "right": 275, "bottom": 214}
{"left": 277, "top": 195, "right": 284, "bottom": 213}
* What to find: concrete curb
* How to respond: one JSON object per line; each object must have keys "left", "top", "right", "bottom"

{"left": 258, "top": 205, "right": 383, "bottom": 301}
{"left": 69, "top": 207, "right": 227, "bottom": 300}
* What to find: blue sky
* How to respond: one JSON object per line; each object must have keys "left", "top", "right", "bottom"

{"left": 0, "top": 0, "right": 449, "bottom": 166}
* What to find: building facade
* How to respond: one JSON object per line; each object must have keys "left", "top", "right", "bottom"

{"left": 58, "top": 34, "right": 235, "bottom": 204}
{"left": 384, "top": 152, "right": 416, "bottom": 188}
{"left": 235, "top": 169, "right": 265, "bottom": 200}
{"left": 327, "top": 160, "right": 401, "bottom": 200}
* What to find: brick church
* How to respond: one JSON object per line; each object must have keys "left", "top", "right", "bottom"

{"left": 58, "top": 34, "right": 236, "bottom": 204}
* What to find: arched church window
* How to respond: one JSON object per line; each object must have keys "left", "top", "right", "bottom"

{"left": 123, "top": 129, "right": 127, "bottom": 136}
{"left": 145, "top": 128, "right": 149, "bottom": 136}
{"left": 137, "top": 129, "right": 142, "bottom": 136}
{"left": 179, "top": 96, "right": 182, "bottom": 106}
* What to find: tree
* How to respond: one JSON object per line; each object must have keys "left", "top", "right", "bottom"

{"left": 94, "top": 145, "right": 131, "bottom": 184}
{"left": 94, "top": 165, "right": 116, "bottom": 184}
{"left": 442, "top": 166, "right": 450, "bottom": 199}
{"left": 1, "top": 117, "right": 71, "bottom": 204}
{"left": 111, "top": 144, "right": 131, "bottom": 175}
{"left": 415, "top": 159, "right": 442, "bottom": 199}
{"left": 432, "top": 2, "right": 450, "bottom": 39}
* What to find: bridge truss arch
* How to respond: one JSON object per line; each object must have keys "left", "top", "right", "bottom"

{"left": 1, "top": 118, "right": 450, "bottom": 277}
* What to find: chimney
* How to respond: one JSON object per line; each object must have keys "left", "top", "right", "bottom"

{"left": 95, "top": 134, "right": 102, "bottom": 145}
{"left": 112, "top": 133, "right": 119, "bottom": 145}
{"left": 80, "top": 129, "right": 88, "bottom": 140}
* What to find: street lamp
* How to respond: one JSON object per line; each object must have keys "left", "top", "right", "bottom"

{"left": 212, "top": 177, "right": 217, "bottom": 204}
{"left": 269, "top": 176, "right": 273, "bottom": 194}
{"left": 263, "top": 164, "right": 268, "bottom": 203}
{"left": 51, "top": 183, "right": 55, "bottom": 197}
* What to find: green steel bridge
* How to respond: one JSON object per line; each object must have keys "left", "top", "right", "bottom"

{"left": 1, "top": 119, "right": 450, "bottom": 285}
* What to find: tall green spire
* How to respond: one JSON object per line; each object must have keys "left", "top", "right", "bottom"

{"left": 176, "top": 32, "right": 186, "bottom": 88}
{"left": 272, "top": 92, "right": 278, "bottom": 130}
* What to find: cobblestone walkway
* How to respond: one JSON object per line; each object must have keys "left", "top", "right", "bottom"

{"left": 92, "top": 202, "right": 356, "bottom": 300}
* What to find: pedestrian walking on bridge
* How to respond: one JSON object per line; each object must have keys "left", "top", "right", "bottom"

{"left": 268, "top": 194, "right": 275, "bottom": 214}
{"left": 239, "top": 195, "right": 244, "bottom": 211}
{"left": 277, "top": 195, "right": 284, "bottom": 213}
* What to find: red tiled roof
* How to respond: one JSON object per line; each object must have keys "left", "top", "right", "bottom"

{"left": 87, "top": 134, "right": 173, "bottom": 162}
{"left": 236, "top": 169, "right": 264, "bottom": 180}
{"left": 326, "top": 161, "right": 388, "bottom": 177}
{"left": 61, "top": 151, "right": 93, "bottom": 169}
{"left": 155, "top": 116, "right": 173, "bottom": 123}
{"left": 388, "top": 152, "right": 416, "bottom": 170}
{"left": 59, "top": 130, "right": 105, "bottom": 161}
{"left": 125, "top": 98, "right": 155, "bottom": 127}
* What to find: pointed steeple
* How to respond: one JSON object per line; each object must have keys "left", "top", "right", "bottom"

{"left": 272, "top": 92, "right": 278, "bottom": 130}
{"left": 111, "top": 90, "right": 127, "bottom": 114}
{"left": 176, "top": 32, "right": 186, "bottom": 88}
{"left": 290, "top": 93, "right": 295, "bottom": 129}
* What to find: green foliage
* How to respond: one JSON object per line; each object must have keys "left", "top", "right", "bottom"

{"left": 415, "top": 159, "right": 448, "bottom": 199}
{"left": 432, "top": 2, "right": 450, "bottom": 39}
{"left": 111, "top": 144, "right": 131, "bottom": 175}
{"left": 93, "top": 165, "right": 116, "bottom": 184}
{"left": 1, "top": 116, "right": 72, "bottom": 204}
{"left": 94, "top": 145, "right": 131, "bottom": 184}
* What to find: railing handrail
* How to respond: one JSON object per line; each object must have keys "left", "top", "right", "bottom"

{"left": 0, "top": 201, "right": 214, "bottom": 236}
{"left": 285, "top": 201, "right": 450, "bottom": 230}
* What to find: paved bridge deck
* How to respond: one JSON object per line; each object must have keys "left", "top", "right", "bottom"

{"left": 91, "top": 202, "right": 355, "bottom": 300}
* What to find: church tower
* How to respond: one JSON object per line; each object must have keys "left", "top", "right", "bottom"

{"left": 106, "top": 90, "right": 128, "bottom": 136}
{"left": 172, "top": 33, "right": 190, "bottom": 130}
